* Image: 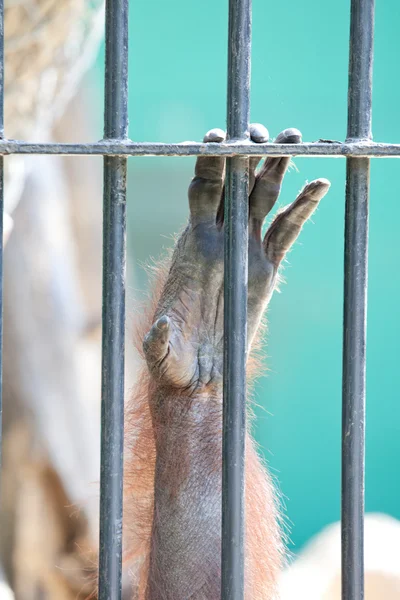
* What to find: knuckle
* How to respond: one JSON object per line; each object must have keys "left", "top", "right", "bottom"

{"left": 142, "top": 333, "right": 151, "bottom": 355}
{"left": 188, "top": 177, "right": 222, "bottom": 201}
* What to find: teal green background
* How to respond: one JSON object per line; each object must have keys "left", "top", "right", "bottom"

{"left": 89, "top": 0, "right": 400, "bottom": 553}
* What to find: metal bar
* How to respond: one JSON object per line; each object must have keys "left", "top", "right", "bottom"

{"left": 1, "top": 140, "right": 400, "bottom": 157}
{"left": 0, "top": 0, "right": 4, "bottom": 484}
{"left": 342, "top": 1, "right": 374, "bottom": 599}
{"left": 222, "top": 0, "right": 251, "bottom": 598}
{"left": 347, "top": 1, "right": 374, "bottom": 142}
{"left": 98, "top": 0, "right": 128, "bottom": 598}
{"left": 342, "top": 157, "right": 369, "bottom": 600}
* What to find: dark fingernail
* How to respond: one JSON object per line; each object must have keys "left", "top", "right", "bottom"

{"left": 203, "top": 128, "right": 226, "bottom": 143}
{"left": 156, "top": 315, "right": 170, "bottom": 330}
{"left": 275, "top": 128, "right": 302, "bottom": 144}
{"left": 250, "top": 123, "right": 269, "bottom": 143}
{"left": 303, "top": 178, "right": 331, "bottom": 199}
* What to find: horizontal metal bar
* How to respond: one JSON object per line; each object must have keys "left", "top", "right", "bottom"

{"left": 0, "top": 140, "right": 400, "bottom": 157}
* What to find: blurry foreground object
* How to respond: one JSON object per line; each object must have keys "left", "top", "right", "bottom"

{"left": 279, "top": 513, "right": 400, "bottom": 599}
{"left": 0, "top": 0, "right": 112, "bottom": 598}
{"left": 4, "top": 0, "right": 104, "bottom": 213}
{"left": 3, "top": 212, "right": 13, "bottom": 246}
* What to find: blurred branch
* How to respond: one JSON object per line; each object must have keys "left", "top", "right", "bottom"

{"left": 0, "top": 88, "right": 104, "bottom": 598}
{"left": 4, "top": 0, "right": 104, "bottom": 225}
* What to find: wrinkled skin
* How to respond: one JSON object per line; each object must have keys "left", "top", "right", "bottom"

{"left": 137, "top": 124, "right": 331, "bottom": 600}
{"left": 143, "top": 124, "right": 330, "bottom": 393}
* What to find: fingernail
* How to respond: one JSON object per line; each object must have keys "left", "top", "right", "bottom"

{"left": 275, "top": 128, "right": 302, "bottom": 144}
{"left": 204, "top": 128, "right": 226, "bottom": 143}
{"left": 250, "top": 123, "right": 269, "bottom": 143}
{"left": 156, "top": 315, "right": 170, "bottom": 330}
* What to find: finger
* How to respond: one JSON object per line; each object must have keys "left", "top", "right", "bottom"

{"left": 143, "top": 315, "right": 171, "bottom": 369}
{"left": 188, "top": 128, "right": 226, "bottom": 223}
{"left": 215, "top": 123, "right": 269, "bottom": 229}
{"left": 249, "top": 128, "right": 302, "bottom": 233}
{"left": 263, "top": 178, "right": 331, "bottom": 265}
{"left": 249, "top": 123, "right": 269, "bottom": 193}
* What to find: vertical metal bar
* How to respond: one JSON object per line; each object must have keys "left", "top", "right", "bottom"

{"left": 342, "top": 1, "right": 374, "bottom": 599}
{"left": 98, "top": 0, "right": 128, "bottom": 598}
{"left": 222, "top": 0, "right": 251, "bottom": 598}
{"left": 0, "top": 0, "right": 4, "bottom": 482}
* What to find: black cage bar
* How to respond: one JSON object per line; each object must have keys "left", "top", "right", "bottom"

{"left": 98, "top": 0, "right": 129, "bottom": 598}
{"left": 342, "top": 1, "right": 374, "bottom": 599}
{"left": 0, "top": 0, "right": 385, "bottom": 598}
{"left": 222, "top": 0, "right": 252, "bottom": 597}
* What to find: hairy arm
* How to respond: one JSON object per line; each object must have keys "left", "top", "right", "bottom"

{"left": 125, "top": 124, "right": 330, "bottom": 600}
{"left": 147, "top": 391, "right": 222, "bottom": 600}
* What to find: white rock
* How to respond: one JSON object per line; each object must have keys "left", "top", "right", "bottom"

{"left": 279, "top": 513, "right": 400, "bottom": 599}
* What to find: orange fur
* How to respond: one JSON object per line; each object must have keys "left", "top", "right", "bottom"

{"left": 123, "top": 250, "right": 285, "bottom": 599}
